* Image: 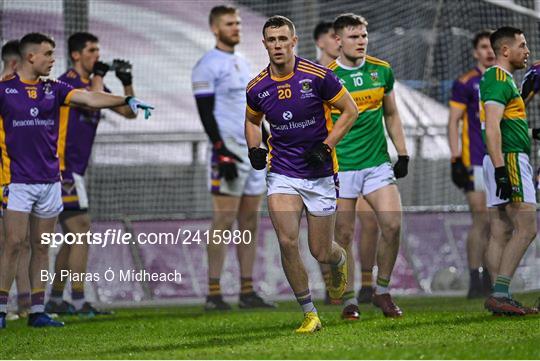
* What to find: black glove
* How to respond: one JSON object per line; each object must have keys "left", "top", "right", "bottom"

{"left": 214, "top": 141, "right": 242, "bottom": 181}
{"left": 451, "top": 157, "right": 469, "bottom": 189}
{"left": 113, "top": 59, "right": 133, "bottom": 86}
{"left": 304, "top": 142, "right": 332, "bottom": 168}
{"left": 495, "top": 166, "right": 512, "bottom": 200}
{"left": 92, "top": 61, "right": 109, "bottom": 78}
{"left": 248, "top": 147, "right": 268, "bottom": 170}
{"left": 393, "top": 155, "right": 409, "bottom": 179}
{"left": 531, "top": 128, "right": 540, "bottom": 141}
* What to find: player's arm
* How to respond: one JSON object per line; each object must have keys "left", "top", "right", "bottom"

{"left": 383, "top": 91, "right": 410, "bottom": 178}
{"left": 447, "top": 103, "right": 469, "bottom": 188}
{"left": 110, "top": 59, "right": 137, "bottom": 119}
{"left": 484, "top": 102, "right": 512, "bottom": 199}
{"left": 383, "top": 91, "right": 407, "bottom": 155}
{"left": 69, "top": 90, "right": 153, "bottom": 119}
{"left": 484, "top": 103, "right": 505, "bottom": 167}
{"left": 323, "top": 90, "right": 357, "bottom": 148}
{"left": 245, "top": 107, "right": 267, "bottom": 170}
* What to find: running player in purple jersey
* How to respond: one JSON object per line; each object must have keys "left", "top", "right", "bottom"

{"left": 0, "top": 40, "right": 31, "bottom": 320}
{"left": 45, "top": 32, "right": 136, "bottom": 316}
{"left": 0, "top": 33, "right": 153, "bottom": 329}
{"left": 245, "top": 16, "right": 358, "bottom": 333}
{"left": 448, "top": 30, "right": 495, "bottom": 298}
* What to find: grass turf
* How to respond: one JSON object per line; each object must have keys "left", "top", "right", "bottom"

{"left": 1, "top": 292, "right": 539, "bottom": 359}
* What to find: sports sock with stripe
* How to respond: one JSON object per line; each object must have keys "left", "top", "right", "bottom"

{"left": 295, "top": 289, "right": 317, "bottom": 314}
{"left": 492, "top": 275, "right": 511, "bottom": 298}
{"left": 240, "top": 277, "right": 254, "bottom": 295}
{"left": 0, "top": 289, "right": 8, "bottom": 314}
{"left": 30, "top": 289, "right": 45, "bottom": 313}
{"left": 342, "top": 290, "right": 358, "bottom": 307}
{"left": 375, "top": 276, "right": 390, "bottom": 295}
{"left": 208, "top": 278, "right": 221, "bottom": 297}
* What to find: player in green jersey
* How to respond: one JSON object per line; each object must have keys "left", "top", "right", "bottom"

{"left": 329, "top": 13, "right": 409, "bottom": 319}
{"left": 480, "top": 27, "right": 538, "bottom": 316}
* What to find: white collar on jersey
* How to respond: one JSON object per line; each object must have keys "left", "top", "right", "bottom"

{"left": 335, "top": 57, "right": 365, "bottom": 70}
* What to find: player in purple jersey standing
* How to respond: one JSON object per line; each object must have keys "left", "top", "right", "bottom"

{"left": 0, "top": 40, "right": 32, "bottom": 320}
{"left": 0, "top": 33, "right": 153, "bottom": 329}
{"left": 245, "top": 16, "right": 358, "bottom": 333}
{"left": 448, "top": 30, "right": 495, "bottom": 298}
{"left": 44, "top": 32, "right": 136, "bottom": 316}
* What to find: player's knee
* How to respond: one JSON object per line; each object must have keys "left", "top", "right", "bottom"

{"left": 519, "top": 225, "right": 536, "bottom": 244}
{"left": 335, "top": 226, "right": 354, "bottom": 247}
{"left": 277, "top": 236, "right": 298, "bottom": 253}
{"left": 381, "top": 219, "right": 401, "bottom": 242}
{"left": 3, "top": 237, "right": 26, "bottom": 257}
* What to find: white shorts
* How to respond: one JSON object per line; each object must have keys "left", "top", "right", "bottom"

{"left": 61, "top": 172, "right": 89, "bottom": 211}
{"left": 267, "top": 172, "right": 338, "bottom": 216}
{"left": 3, "top": 182, "right": 63, "bottom": 218}
{"left": 483, "top": 153, "right": 536, "bottom": 207}
{"left": 338, "top": 162, "right": 396, "bottom": 199}
{"left": 208, "top": 138, "right": 266, "bottom": 197}
{"left": 466, "top": 165, "right": 485, "bottom": 193}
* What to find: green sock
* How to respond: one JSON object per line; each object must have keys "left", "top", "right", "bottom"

{"left": 493, "top": 275, "right": 511, "bottom": 298}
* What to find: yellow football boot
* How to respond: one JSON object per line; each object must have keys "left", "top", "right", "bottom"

{"left": 295, "top": 312, "right": 322, "bottom": 333}
{"left": 328, "top": 249, "right": 348, "bottom": 300}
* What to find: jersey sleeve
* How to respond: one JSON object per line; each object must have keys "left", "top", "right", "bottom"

{"left": 55, "top": 80, "right": 76, "bottom": 105}
{"left": 319, "top": 70, "right": 346, "bottom": 104}
{"left": 246, "top": 88, "right": 262, "bottom": 116}
{"left": 384, "top": 66, "right": 395, "bottom": 95}
{"left": 449, "top": 80, "right": 468, "bottom": 110}
{"left": 480, "top": 71, "right": 511, "bottom": 106}
{"left": 191, "top": 59, "right": 216, "bottom": 98}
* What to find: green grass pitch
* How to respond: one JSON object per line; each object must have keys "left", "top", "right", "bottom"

{"left": 1, "top": 292, "right": 539, "bottom": 359}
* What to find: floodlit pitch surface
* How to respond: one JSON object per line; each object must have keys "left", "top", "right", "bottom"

{"left": 1, "top": 292, "right": 538, "bottom": 359}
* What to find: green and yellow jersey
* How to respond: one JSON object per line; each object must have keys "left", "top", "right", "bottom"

{"left": 479, "top": 66, "right": 529, "bottom": 155}
{"left": 328, "top": 55, "right": 394, "bottom": 171}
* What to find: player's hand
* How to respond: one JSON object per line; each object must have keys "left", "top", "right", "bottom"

{"left": 113, "top": 59, "right": 133, "bottom": 86}
{"left": 92, "top": 61, "right": 110, "bottom": 78}
{"left": 248, "top": 147, "right": 268, "bottom": 170}
{"left": 304, "top": 142, "right": 332, "bottom": 168}
{"left": 521, "top": 64, "right": 540, "bottom": 101}
{"left": 494, "top": 166, "right": 512, "bottom": 200}
{"left": 451, "top": 157, "right": 469, "bottom": 189}
{"left": 393, "top": 155, "right": 409, "bottom": 179}
{"left": 214, "top": 141, "right": 243, "bottom": 181}
{"left": 125, "top": 96, "right": 154, "bottom": 119}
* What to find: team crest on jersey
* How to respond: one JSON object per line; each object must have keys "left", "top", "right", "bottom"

{"left": 370, "top": 71, "right": 379, "bottom": 81}
{"left": 299, "top": 79, "right": 314, "bottom": 99}
{"left": 30, "top": 107, "right": 39, "bottom": 117}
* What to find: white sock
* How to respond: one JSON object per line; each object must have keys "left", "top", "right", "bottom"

{"left": 301, "top": 302, "right": 317, "bottom": 314}
{"left": 335, "top": 251, "right": 346, "bottom": 267}
{"left": 72, "top": 298, "right": 85, "bottom": 310}
{"left": 50, "top": 295, "right": 63, "bottom": 305}
{"left": 0, "top": 304, "right": 7, "bottom": 313}
{"left": 343, "top": 297, "right": 358, "bottom": 307}
{"left": 30, "top": 304, "right": 44, "bottom": 313}
{"left": 375, "top": 285, "right": 389, "bottom": 295}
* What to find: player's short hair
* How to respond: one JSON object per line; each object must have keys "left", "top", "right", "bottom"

{"left": 490, "top": 26, "right": 523, "bottom": 55}
{"left": 262, "top": 15, "right": 295, "bottom": 38}
{"left": 19, "top": 33, "right": 55, "bottom": 55}
{"left": 1, "top": 40, "right": 21, "bottom": 62}
{"left": 313, "top": 21, "right": 333, "bottom": 41}
{"left": 209, "top": 5, "right": 238, "bottom": 26}
{"left": 472, "top": 29, "right": 493, "bottom": 48}
{"left": 68, "top": 32, "right": 98, "bottom": 59}
{"left": 333, "top": 13, "right": 368, "bottom": 34}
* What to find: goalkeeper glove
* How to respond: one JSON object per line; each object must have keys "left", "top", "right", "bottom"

{"left": 304, "top": 142, "right": 332, "bottom": 168}
{"left": 521, "top": 64, "right": 540, "bottom": 101}
{"left": 451, "top": 157, "right": 469, "bottom": 189}
{"left": 393, "top": 155, "right": 409, "bottom": 179}
{"left": 248, "top": 147, "right": 268, "bottom": 170}
{"left": 92, "top": 61, "right": 110, "bottom": 78}
{"left": 214, "top": 141, "right": 243, "bottom": 181}
{"left": 125, "top": 96, "right": 154, "bottom": 119}
{"left": 113, "top": 59, "right": 133, "bottom": 86}
{"left": 495, "top": 166, "right": 512, "bottom": 200}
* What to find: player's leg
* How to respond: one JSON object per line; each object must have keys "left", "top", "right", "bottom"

{"left": 334, "top": 197, "right": 359, "bottom": 319}
{"left": 356, "top": 196, "right": 379, "bottom": 304}
{"left": 0, "top": 209, "right": 29, "bottom": 328}
{"left": 484, "top": 154, "right": 537, "bottom": 315}
{"left": 45, "top": 241, "right": 73, "bottom": 314}
{"left": 206, "top": 194, "right": 240, "bottom": 310}
{"left": 361, "top": 163, "right": 402, "bottom": 317}
{"left": 27, "top": 182, "right": 64, "bottom": 327}
{"left": 15, "top": 233, "right": 31, "bottom": 317}
{"left": 236, "top": 194, "right": 275, "bottom": 308}
{"left": 268, "top": 193, "right": 320, "bottom": 332}
{"left": 465, "top": 189, "right": 490, "bottom": 298}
